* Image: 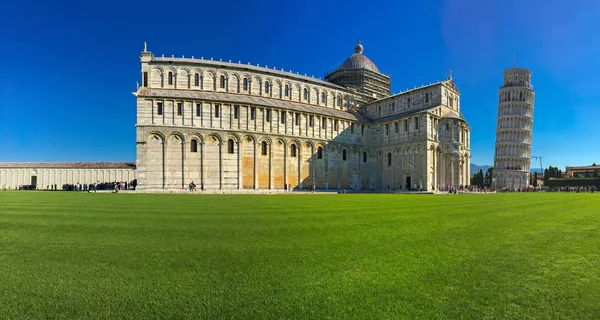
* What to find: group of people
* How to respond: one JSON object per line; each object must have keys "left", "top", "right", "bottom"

{"left": 2, "top": 180, "right": 138, "bottom": 192}
{"left": 60, "top": 181, "right": 132, "bottom": 192}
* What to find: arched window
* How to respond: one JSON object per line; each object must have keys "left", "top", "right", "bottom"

{"left": 321, "top": 92, "right": 326, "bottom": 104}
{"left": 243, "top": 78, "right": 248, "bottom": 91}
{"left": 159, "top": 73, "right": 164, "bottom": 87}
{"left": 265, "top": 81, "right": 270, "bottom": 94}
{"left": 194, "top": 73, "right": 200, "bottom": 87}
{"left": 261, "top": 141, "right": 267, "bottom": 156}
{"left": 303, "top": 88, "right": 308, "bottom": 100}
{"left": 387, "top": 153, "right": 392, "bottom": 166}
{"left": 168, "top": 72, "right": 173, "bottom": 85}
{"left": 317, "top": 146, "right": 323, "bottom": 159}
{"left": 227, "top": 139, "right": 234, "bottom": 154}
{"left": 363, "top": 152, "right": 367, "bottom": 163}
{"left": 284, "top": 85, "right": 289, "bottom": 97}
{"left": 342, "top": 149, "right": 347, "bottom": 161}
{"left": 291, "top": 144, "right": 297, "bottom": 157}
{"left": 337, "top": 96, "right": 342, "bottom": 107}
{"left": 190, "top": 139, "right": 198, "bottom": 153}
{"left": 220, "top": 75, "right": 226, "bottom": 89}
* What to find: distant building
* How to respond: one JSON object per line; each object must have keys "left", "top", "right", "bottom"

{"left": 492, "top": 67, "right": 535, "bottom": 189}
{"left": 565, "top": 165, "right": 600, "bottom": 178}
{"left": 0, "top": 162, "right": 135, "bottom": 189}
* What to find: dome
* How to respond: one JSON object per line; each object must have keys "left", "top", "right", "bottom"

{"left": 338, "top": 41, "right": 380, "bottom": 73}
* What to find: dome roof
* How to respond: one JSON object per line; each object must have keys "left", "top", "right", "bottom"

{"left": 338, "top": 41, "right": 380, "bottom": 73}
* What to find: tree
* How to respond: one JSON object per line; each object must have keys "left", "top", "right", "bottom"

{"left": 533, "top": 173, "right": 538, "bottom": 186}
{"left": 530, "top": 173, "right": 533, "bottom": 185}
{"left": 484, "top": 168, "right": 493, "bottom": 187}
{"left": 478, "top": 169, "right": 484, "bottom": 186}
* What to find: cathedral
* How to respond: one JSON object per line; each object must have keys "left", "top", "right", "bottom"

{"left": 134, "top": 41, "right": 471, "bottom": 191}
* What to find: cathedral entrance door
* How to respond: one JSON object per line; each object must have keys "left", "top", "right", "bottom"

{"left": 31, "top": 176, "right": 37, "bottom": 186}
{"left": 405, "top": 176, "right": 411, "bottom": 190}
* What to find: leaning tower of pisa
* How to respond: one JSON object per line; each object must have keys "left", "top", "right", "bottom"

{"left": 492, "top": 67, "right": 535, "bottom": 190}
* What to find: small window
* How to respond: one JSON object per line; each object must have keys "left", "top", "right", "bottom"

{"left": 322, "top": 117, "right": 327, "bottom": 129}
{"left": 363, "top": 152, "right": 367, "bottom": 163}
{"left": 387, "top": 153, "right": 392, "bottom": 166}
{"left": 196, "top": 103, "right": 201, "bottom": 117}
{"left": 391, "top": 102, "right": 395, "bottom": 111}
{"left": 446, "top": 123, "right": 450, "bottom": 130}
{"left": 194, "top": 73, "right": 200, "bottom": 86}
{"left": 361, "top": 125, "right": 365, "bottom": 136}
{"left": 425, "top": 93, "right": 429, "bottom": 103}
{"left": 378, "top": 106, "right": 381, "bottom": 114}
{"left": 228, "top": 139, "right": 234, "bottom": 154}
{"left": 265, "top": 81, "right": 270, "bottom": 94}
{"left": 395, "top": 122, "right": 399, "bottom": 133}
{"left": 414, "top": 117, "right": 419, "bottom": 130}
{"left": 143, "top": 72, "right": 148, "bottom": 87}
{"left": 404, "top": 120, "right": 408, "bottom": 132}
{"left": 291, "top": 144, "right": 297, "bottom": 157}
{"left": 449, "top": 97, "right": 454, "bottom": 108}
{"left": 285, "top": 85, "right": 289, "bottom": 97}
{"left": 337, "top": 96, "right": 341, "bottom": 107}
{"left": 177, "top": 103, "right": 182, "bottom": 116}
{"left": 214, "top": 105, "right": 220, "bottom": 118}
{"left": 407, "top": 97, "right": 411, "bottom": 107}
{"left": 220, "top": 75, "right": 226, "bottom": 89}
{"left": 266, "top": 109, "right": 271, "bottom": 122}
{"left": 317, "top": 146, "right": 323, "bottom": 159}
{"left": 351, "top": 123, "right": 354, "bottom": 134}
{"left": 168, "top": 72, "right": 173, "bottom": 85}
{"left": 321, "top": 92, "right": 326, "bottom": 104}
{"left": 250, "top": 107, "right": 256, "bottom": 120}
{"left": 243, "top": 78, "right": 249, "bottom": 91}
{"left": 334, "top": 120, "right": 338, "bottom": 131}
{"left": 385, "top": 124, "right": 389, "bottom": 135}
{"left": 342, "top": 149, "right": 347, "bottom": 161}
{"left": 295, "top": 113, "right": 300, "bottom": 126}
{"left": 280, "top": 111, "right": 286, "bottom": 124}
{"left": 190, "top": 139, "right": 198, "bottom": 153}
{"left": 234, "top": 105, "right": 239, "bottom": 119}
{"left": 157, "top": 102, "right": 163, "bottom": 115}
{"left": 261, "top": 141, "right": 267, "bottom": 155}
{"left": 309, "top": 115, "right": 314, "bottom": 127}
{"left": 303, "top": 88, "right": 308, "bottom": 100}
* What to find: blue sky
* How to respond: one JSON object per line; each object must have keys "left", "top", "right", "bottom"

{"left": 1, "top": 0, "right": 599, "bottom": 169}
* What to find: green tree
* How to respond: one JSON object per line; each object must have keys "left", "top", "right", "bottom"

{"left": 533, "top": 173, "right": 538, "bottom": 186}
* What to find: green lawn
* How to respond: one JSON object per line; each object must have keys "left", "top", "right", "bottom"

{"left": 1, "top": 192, "right": 600, "bottom": 319}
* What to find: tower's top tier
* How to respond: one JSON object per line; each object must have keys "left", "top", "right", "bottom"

{"left": 502, "top": 68, "right": 532, "bottom": 89}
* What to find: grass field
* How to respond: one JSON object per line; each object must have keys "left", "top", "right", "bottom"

{"left": 1, "top": 192, "right": 600, "bottom": 319}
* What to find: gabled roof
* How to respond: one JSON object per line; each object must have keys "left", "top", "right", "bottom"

{"left": 442, "top": 78, "right": 460, "bottom": 94}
